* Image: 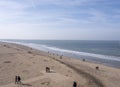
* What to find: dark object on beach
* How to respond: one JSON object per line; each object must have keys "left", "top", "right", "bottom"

{"left": 3, "top": 45, "right": 6, "bottom": 47}
{"left": 18, "top": 76, "right": 22, "bottom": 84}
{"left": 15, "top": 76, "right": 21, "bottom": 84}
{"left": 82, "top": 59, "right": 85, "bottom": 61}
{"left": 15, "top": 76, "right": 18, "bottom": 84}
{"left": 46, "top": 67, "right": 50, "bottom": 73}
{"left": 96, "top": 66, "right": 99, "bottom": 70}
{"left": 73, "top": 81, "right": 77, "bottom": 87}
{"left": 4, "top": 61, "right": 11, "bottom": 63}
{"left": 28, "top": 51, "right": 32, "bottom": 54}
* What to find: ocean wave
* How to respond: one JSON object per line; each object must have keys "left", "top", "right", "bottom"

{"left": 36, "top": 44, "right": 120, "bottom": 61}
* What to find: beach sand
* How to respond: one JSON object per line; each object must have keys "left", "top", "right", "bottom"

{"left": 0, "top": 42, "right": 120, "bottom": 87}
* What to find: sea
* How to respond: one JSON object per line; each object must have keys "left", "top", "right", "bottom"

{"left": 1, "top": 40, "right": 120, "bottom": 68}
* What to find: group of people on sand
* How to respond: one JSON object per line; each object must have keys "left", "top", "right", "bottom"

{"left": 15, "top": 76, "right": 21, "bottom": 84}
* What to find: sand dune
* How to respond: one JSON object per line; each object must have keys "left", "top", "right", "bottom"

{"left": 0, "top": 42, "right": 120, "bottom": 87}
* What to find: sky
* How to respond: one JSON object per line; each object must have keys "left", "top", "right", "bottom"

{"left": 0, "top": 0, "right": 120, "bottom": 40}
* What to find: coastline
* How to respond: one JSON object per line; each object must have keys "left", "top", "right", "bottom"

{"left": 0, "top": 42, "right": 120, "bottom": 87}
{"left": 2, "top": 40, "right": 120, "bottom": 69}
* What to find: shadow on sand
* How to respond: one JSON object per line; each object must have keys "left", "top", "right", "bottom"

{"left": 17, "top": 82, "right": 32, "bottom": 87}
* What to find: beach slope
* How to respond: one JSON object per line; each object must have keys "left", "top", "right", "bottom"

{"left": 0, "top": 42, "right": 120, "bottom": 87}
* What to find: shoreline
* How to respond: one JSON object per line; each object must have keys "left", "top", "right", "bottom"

{"left": 0, "top": 42, "right": 120, "bottom": 87}
{"left": 1, "top": 40, "right": 120, "bottom": 69}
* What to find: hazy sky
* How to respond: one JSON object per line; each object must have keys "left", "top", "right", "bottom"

{"left": 0, "top": 0, "right": 120, "bottom": 40}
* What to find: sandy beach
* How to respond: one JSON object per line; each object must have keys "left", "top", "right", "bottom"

{"left": 0, "top": 42, "right": 120, "bottom": 87}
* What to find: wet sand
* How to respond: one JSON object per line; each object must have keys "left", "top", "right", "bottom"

{"left": 0, "top": 42, "right": 120, "bottom": 87}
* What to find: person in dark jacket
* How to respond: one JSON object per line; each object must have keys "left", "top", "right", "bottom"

{"left": 18, "top": 76, "right": 21, "bottom": 84}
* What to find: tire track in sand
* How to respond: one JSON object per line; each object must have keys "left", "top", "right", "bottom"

{"left": 53, "top": 58, "right": 104, "bottom": 87}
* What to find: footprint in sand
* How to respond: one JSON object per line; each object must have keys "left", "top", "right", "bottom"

{"left": 41, "top": 78, "right": 51, "bottom": 85}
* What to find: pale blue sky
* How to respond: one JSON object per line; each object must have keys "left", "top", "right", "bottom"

{"left": 0, "top": 0, "right": 120, "bottom": 40}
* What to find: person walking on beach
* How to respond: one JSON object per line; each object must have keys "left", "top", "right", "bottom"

{"left": 73, "top": 81, "right": 77, "bottom": 87}
{"left": 18, "top": 76, "right": 22, "bottom": 84}
{"left": 15, "top": 76, "right": 18, "bottom": 84}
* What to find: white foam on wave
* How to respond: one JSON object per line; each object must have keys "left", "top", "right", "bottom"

{"left": 1, "top": 40, "right": 120, "bottom": 62}
{"left": 36, "top": 44, "right": 120, "bottom": 62}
